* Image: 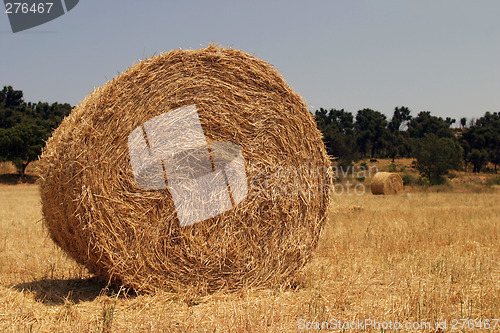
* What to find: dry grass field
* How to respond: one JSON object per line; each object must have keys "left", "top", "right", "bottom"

{"left": 0, "top": 184, "right": 498, "bottom": 332}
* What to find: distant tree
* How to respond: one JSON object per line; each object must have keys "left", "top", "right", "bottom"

{"left": 445, "top": 117, "right": 456, "bottom": 126}
{"left": 460, "top": 117, "right": 467, "bottom": 129}
{"left": 467, "top": 149, "right": 488, "bottom": 173}
{"left": 478, "top": 112, "right": 500, "bottom": 173}
{"left": 0, "top": 86, "right": 23, "bottom": 108}
{"left": 414, "top": 134, "right": 463, "bottom": 185}
{"left": 388, "top": 106, "right": 412, "bottom": 161}
{"left": 0, "top": 85, "right": 72, "bottom": 176}
{"left": 388, "top": 106, "right": 412, "bottom": 132}
{"left": 491, "top": 144, "right": 500, "bottom": 173}
{"left": 354, "top": 108, "right": 389, "bottom": 158}
{"left": 314, "top": 108, "right": 331, "bottom": 130}
{"left": 0, "top": 121, "right": 47, "bottom": 175}
{"left": 459, "top": 137, "right": 471, "bottom": 172}
{"left": 407, "top": 111, "right": 454, "bottom": 139}
{"left": 461, "top": 111, "right": 500, "bottom": 173}
{"left": 315, "top": 108, "right": 358, "bottom": 169}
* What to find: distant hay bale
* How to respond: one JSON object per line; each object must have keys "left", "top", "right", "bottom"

{"left": 371, "top": 172, "right": 403, "bottom": 195}
{"left": 39, "top": 45, "right": 332, "bottom": 294}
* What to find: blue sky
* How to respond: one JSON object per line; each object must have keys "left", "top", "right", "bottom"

{"left": 1, "top": 0, "right": 499, "bottom": 121}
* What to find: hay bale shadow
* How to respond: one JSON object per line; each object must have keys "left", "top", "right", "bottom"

{"left": 12, "top": 277, "right": 133, "bottom": 305}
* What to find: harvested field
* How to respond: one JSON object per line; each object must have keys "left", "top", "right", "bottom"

{"left": 0, "top": 184, "right": 498, "bottom": 332}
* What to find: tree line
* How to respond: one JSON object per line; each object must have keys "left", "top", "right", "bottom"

{"left": 0, "top": 86, "right": 72, "bottom": 176}
{"left": 1, "top": 85, "right": 499, "bottom": 184}
{"left": 315, "top": 106, "right": 500, "bottom": 184}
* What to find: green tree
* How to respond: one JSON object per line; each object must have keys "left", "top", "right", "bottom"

{"left": 407, "top": 111, "right": 454, "bottom": 139}
{"left": 315, "top": 108, "right": 358, "bottom": 169}
{"left": 0, "top": 121, "right": 47, "bottom": 175}
{"left": 461, "top": 112, "right": 500, "bottom": 173}
{"left": 491, "top": 144, "right": 500, "bottom": 173}
{"left": 354, "top": 108, "right": 389, "bottom": 158}
{"left": 388, "top": 106, "right": 412, "bottom": 161}
{"left": 0, "top": 85, "right": 71, "bottom": 176}
{"left": 460, "top": 117, "right": 467, "bottom": 129}
{"left": 414, "top": 134, "right": 463, "bottom": 185}
{"left": 467, "top": 149, "right": 488, "bottom": 173}
{"left": 0, "top": 86, "right": 23, "bottom": 108}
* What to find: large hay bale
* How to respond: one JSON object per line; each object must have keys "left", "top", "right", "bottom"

{"left": 371, "top": 172, "right": 403, "bottom": 195}
{"left": 39, "top": 45, "right": 332, "bottom": 294}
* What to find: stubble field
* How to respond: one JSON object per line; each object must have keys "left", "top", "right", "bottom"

{"left": 0, "top": 184, "right": 498, "bottom": 332}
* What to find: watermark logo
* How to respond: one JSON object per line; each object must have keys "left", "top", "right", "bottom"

{"left": 4, "top": 0, "right": 79, "bottom": 33}
{"left": 128, "top": 105, "right": 248, "bottom": 227}
{"left": 332, "top": 164, "right": 378, "bottom": 196}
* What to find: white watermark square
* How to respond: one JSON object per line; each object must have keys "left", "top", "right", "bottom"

{"left": 128, "top": 105, "right": 248, "bottom": 227}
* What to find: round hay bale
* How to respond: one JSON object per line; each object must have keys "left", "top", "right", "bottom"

{"left": 371, "top": 172, "right": 404, "bottom": 195}
{"left": 39, "top": 45, "right": 333, "bottom": 294}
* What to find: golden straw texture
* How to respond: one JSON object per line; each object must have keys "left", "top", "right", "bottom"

{"left": 39, "top": 45, "right": 332, "bottom": 294}
{"left": 371, "top": 172, "right": 404, "bottom": 195}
